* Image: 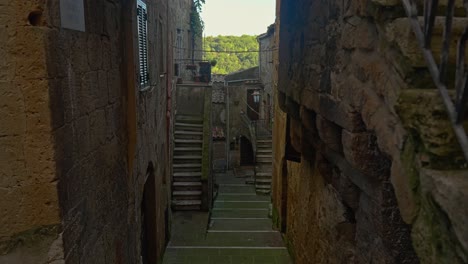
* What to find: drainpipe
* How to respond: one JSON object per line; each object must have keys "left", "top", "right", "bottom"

{"left": 225, "top": 80, "right": 229, "bottom": 171}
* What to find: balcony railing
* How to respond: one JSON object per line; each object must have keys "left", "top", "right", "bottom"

{"left": 401, "top": 0, "right": 468, "bottom": 160}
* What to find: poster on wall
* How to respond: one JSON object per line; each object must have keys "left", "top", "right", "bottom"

{"left": 60, "top": 0, "right": 85, "bottom": 32}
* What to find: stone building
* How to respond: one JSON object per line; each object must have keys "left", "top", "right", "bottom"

{"left": 171, "top": 0, "right": 203, "bottom": 82}
{"left": 224, "top": 67, "right": 263, "bottom": 168}
{"left": 0, "top": 0, "right": 198, "bottom": 263}
{"left": 272, "top": 0, "right": 468, "bottom": 263}
{"left": 258, "top": 24, "right": 276, "bottom": 126}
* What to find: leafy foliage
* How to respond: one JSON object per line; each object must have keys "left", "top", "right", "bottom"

{"left": 203, "top": 35, "right": 259, "bottom": 74}
{"left": 191, "top": 0, "right": 205, "bottom": 36}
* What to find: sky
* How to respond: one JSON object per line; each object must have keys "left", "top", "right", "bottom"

{"left": 201, "top": 0, "right": 276, "bottom": 36}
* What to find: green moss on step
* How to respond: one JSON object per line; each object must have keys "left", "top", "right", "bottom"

{"left": 271, "top": 206, "right": 280, "bottom": 230}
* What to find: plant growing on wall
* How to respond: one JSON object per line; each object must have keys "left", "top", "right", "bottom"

{"left": 191, "top": 0, "right": 205, "bottom": 37}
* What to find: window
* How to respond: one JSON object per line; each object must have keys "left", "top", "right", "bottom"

{"left": 137, "top": 0, "right": 149, "bottom": 87}
{"left": 158, "top": 20, "right": 164, "bottom": 73}
{"left": 187, "top": 30, "right": 192, "bottom": 59}
{"left": 174, "top": 63, "right": 179, "bottom": 76}
{"left": 176, "top": 29, "right": 182, "bottom": 61}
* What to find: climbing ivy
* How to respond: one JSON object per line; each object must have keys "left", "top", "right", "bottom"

{"left": 191, "top": 0, "right": 205, "bottom": 37}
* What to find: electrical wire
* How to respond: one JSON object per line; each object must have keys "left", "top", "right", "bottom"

{"left": 172, "top": 45, "right": 277, "bottom": 53}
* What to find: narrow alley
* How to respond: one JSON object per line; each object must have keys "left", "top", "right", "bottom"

{"left": 163, "top": 171, "right": 291, "bottom": 264}
{"left": 1, "top": 0, "right": 467, "bottom": 263}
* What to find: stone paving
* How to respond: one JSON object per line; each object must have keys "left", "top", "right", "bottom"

{"left": 162, "top": 172, "right": 292, "bottom": 264}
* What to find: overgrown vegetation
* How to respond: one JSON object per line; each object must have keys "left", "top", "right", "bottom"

{"left": 203, "top": 35, "right": 259, "bottom": 74}
{"left": 191, "top": 0, "right": 205, "bottom": 36}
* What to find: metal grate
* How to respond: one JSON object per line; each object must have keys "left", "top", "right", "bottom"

{"left": 137, "top": 0, "right": 149, "bottom": 87}
{"left": 401, "top": 0, "right": 468, "bottom": 160}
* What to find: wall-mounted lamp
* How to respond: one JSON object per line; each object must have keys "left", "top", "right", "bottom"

{"left": 252, "top": 90, "right": 261, "bottom": 104}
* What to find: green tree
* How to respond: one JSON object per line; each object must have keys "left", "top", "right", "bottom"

{"left": 203, "top": 35, "right": 259, "bottom": 74}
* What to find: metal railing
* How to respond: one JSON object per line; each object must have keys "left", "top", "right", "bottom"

{"left": 254, "top": 119, "right": 272, "bottom": 138}
{"left": 401, "top": 0, "right": 468, "bottom": 160}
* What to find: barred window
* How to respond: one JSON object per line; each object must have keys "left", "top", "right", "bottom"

{"left": 137, "top": 0, "right": 149, "bottom": 87}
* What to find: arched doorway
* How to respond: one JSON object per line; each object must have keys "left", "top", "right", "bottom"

{"left": 240, "top": 136, "right": 255, "bottom": 166}
{"left": 141, "top": 165, "right": 157, "bottom": 264}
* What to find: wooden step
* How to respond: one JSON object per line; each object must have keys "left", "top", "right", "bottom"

{"left": 173, "top": 182, "right": 202, "bottom": 187}
{"left": 174, "top": 147, "right": 202, "bottom": 152}
{"left": 256, "top": 184, "right": 271, "bottom": 189}
{"left": 176, "top": 115, "right": 203, "bottom": 122}
{"left": 174, "top": 172, "right": 202, "bottom": 177}
{"left": 256, "top": 178, "right": 272, "bottom": 183}
{"left": 174, "top": 155, "right": 202, "bottom": 159}
{"left": 256, "top": 189, "right": 271, "bottom": 195}
{"left": 175, "top": 122, "right": 203, "bottom": 128}
{"left": 173, "top": 190, "right": 202, "bottom": 196}
{"left": 175, "top": 131, "right": 203, "bottom": 136}
{"left": 257, "top": 155, "right": 272, "bottom": 158}
{"left": 172, "top": 200, "right": 201, "bottom": 205}
{"left": 172, "top": 200, "right": 202, "bottom": 209}
{"left": 174, "top": 139, "right": 203, "bottom": 144}
{"left": 173, "top": 164, "right": 202, "bottom": 168}
{"left": 257, "top": 139, "right": 272, "bottom": 143}
{"left": 257, "top": 149, "right": 272, "bottom": 153}
{"left": 256, "top": 172, "right": 272, "bottom": 177}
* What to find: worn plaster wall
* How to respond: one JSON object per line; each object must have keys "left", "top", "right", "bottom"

{"left": 0, "top": 0, "right": 62, "bottom": 263}
{"left": 273, "top": 0, "right": 468, "bottom": 263}
{"left": 1, "top": 0, "right": 176, "bottom": 263}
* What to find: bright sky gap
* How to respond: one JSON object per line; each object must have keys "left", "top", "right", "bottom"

{"left": 201, "top": 0, "right": 276, "bottom": 36}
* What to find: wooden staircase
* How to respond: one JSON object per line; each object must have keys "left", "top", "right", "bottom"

{"left": 172, "top": 115, "right": 204, "bottom": 210}
{"left": 255, "top": 137, "right": 273, "bottom": 194}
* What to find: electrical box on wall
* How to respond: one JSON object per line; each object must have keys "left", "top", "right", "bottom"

{"left": 60, "top": 0, "right": 85, "bottom": 32}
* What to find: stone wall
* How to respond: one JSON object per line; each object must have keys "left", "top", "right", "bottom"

{"left": 258, "top": 25, "right": 276, "bottom": 127}
{"left": 0, "top": 0, "right": 183, "bottom": 263}
{"left": 273, "top": 0, "right": 468, "bottom": 263}
{"left": 226, "top": 83, "right": 262, "bottom": 146}
{"left": 0, "top": 0, "right": 62, "bottom": 262}
{"left": 171, "top": 0, "right": 203, "bottom": 81}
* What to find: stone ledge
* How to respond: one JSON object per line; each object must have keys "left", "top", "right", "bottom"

{"left": 386, "top": 17, "right": 468, "bottom": 67}
{"left": 420, "top": 168, "right": 468, "bottom": 253}
{"left": 396, "top": 89, "right": 467, "bottom": 161}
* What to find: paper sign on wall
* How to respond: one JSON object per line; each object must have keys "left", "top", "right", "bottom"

{"left": 60, "top": 0, "right": 85, "bottom": 32}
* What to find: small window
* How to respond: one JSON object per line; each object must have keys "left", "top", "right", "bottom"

{"left": 187, "top": 30, "right": 192, "bottom": 59}
{"left": 174, "top": 63, "right": 179, "bottom": 76}
{"left": 137, "top": 0, "right": 149, "bottom": 87}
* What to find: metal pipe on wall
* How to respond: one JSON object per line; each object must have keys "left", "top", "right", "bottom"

{"left": 225, "top": 80, "right": 230, "bottom": 170}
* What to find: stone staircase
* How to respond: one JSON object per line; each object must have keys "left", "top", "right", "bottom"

{"left": 172, "top": 115, "right": 204, "bottom": 211}
{"left": 255, "top": 136, "right": 273, "bottom": 194}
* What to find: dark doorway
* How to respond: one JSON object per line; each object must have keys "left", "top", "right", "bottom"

{"left": 247, "top": 89, "right": 260, "bottom": 120}
{"left": 240, "top": 136, "right": 255, "bottom": 165}
{"left": 141, "top": 165, "right": 157, "bottom": 264}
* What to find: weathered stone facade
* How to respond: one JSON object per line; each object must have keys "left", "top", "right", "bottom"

{"left": 258, "top": 24, "right": 276, "bottom": 125}
{"left": 272, "top": 0, "right": 468, "bottom": 263}
{"left": 0, "top": 0, "right": 194, "bottom": 263}
{"left": 171, "top": 0, "right": 203, "bottom": 82}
